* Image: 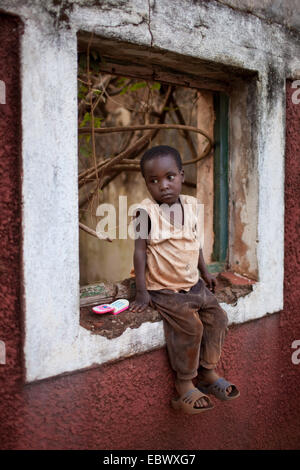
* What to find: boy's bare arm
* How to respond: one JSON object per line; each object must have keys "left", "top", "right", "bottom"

{"left": 133, "top": 237, "right": 147, "bottom": 291}
{"left": 130, "top": 237, "right": 151, "bottom": 312}
{"left": 198, "top": 248, "right": 217, "bottom": 292}
{"left": 130, "top": 222, "right": 151, "bottom": 313}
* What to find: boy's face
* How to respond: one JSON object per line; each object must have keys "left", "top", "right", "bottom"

{"left": 143, "top": 154, "right": 184, "bottom": 205}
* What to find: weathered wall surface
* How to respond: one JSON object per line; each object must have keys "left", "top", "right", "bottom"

{"left": 228, "top": 80, "right": 259, "bottom": 279}
{"left": 196, "top": 91, "right": 215, "bottom": 263}
{"left": 0, "top": 0, "right": 295, "bottom": 382}
{"left": 0, "top": 8, "right": 299, "bottom": 445}
{"left": 0, "top": 12, "right": 24, "bottom": 444}
{"left": 216, "top": 0, "right": 300, "bottom": 31}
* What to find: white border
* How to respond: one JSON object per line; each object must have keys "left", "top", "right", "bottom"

{"left": 12, "top": 1, "right": 293, "bottom": 381}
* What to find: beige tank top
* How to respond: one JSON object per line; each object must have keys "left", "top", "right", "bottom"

{"left": 137, "top": 194, "right": 203, "bottom": 292}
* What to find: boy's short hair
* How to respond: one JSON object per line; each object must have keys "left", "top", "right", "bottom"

{"left": 140, "top": 145, "right": 183, "bottom": 177}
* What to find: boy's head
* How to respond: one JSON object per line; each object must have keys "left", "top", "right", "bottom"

{"left": 140, "top": 145, "right": 182, "bottom": 177}
{"left": 140, "top": 145, "right": 184, "bottom": 205}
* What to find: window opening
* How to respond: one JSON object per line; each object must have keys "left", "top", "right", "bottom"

{"left": 77, "top": 47, "right": 254, "bottom": 334}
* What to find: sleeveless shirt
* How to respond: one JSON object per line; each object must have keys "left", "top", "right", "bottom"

{"left": 137, "top": 194, "right": 203, "bottom": 292}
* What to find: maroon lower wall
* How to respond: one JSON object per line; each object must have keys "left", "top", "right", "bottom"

{"left": 0, "top": 13, "right": 300, "bottom": 450}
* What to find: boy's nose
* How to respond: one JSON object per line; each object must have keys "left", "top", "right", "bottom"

{"left": 159, "top": 179, "right": 169, "bottom": 191}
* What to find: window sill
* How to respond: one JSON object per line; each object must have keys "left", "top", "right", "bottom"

{"left": 80, "top": 272, "right": 256, "bottom": 340}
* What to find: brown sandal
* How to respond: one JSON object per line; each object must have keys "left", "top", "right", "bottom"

{"left": 197, "top": 377, "right": 240, "bottom": 401}
{"left": 171, "top": 388, "right": 214, "bottom": 414}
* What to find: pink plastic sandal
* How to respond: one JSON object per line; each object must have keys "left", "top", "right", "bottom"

{"left": 92, "top": 299, "right": 129, "bottom": 315}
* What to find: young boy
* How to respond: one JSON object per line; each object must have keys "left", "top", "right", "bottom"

{"left": 129, "top": 145, "right": 239, "bottom": 414}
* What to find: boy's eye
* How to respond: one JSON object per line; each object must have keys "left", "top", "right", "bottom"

{"left": 150, "top": 178, "right": 158, "bottom": 184}
{"left": 168, "top": 175, "right": 175, "bottom": 181}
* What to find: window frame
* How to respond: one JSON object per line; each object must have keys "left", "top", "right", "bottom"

{"left": 21, "top": 28, "right": 285, "bottom": 383}
{"left": 209, "top": 92, "right": 229, "bottom": 273}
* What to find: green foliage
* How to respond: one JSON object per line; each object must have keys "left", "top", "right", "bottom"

{"left": 94, "top": 116, "right": 103, "bottom": 128}
{"left": 163, "top": 106, "right": 179, "bottom": 112}
{"left": 80, "top": 146, "right": 91, "bottom": 158}
{"left": 120, "top": 81, "right": 146, "bottom": 95}
{"left": 151, "top": 82, "right": 161, "bottom": 91}
{"left": 129, "top": 81, "right": 147, "bottom": 92}
{"left": 78, "top": 134, "right": 92, "bottom": 158}
{"left": 79, "top": 112, "right": 91, "bottom": 127}
{"left": 78, "top": 84, "right": 88, "bottom": 100}
{"left": 116, "top": 77, "right": 127, "bottom": 87}
{"left": 120, "top": 80, "right": 161, "bottom": 95}
{"left": 119, "top": 86, "right": 128, "bottom": 95}
{"left": 79, "top": 112, "right": 103, "bottom": 128}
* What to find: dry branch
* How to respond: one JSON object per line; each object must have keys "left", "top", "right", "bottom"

{"left": 78, "top": 123, "right": 212, "bottom": 141}
{"left": 170, "top": 95, "right": 198, "bottom": 161}
{"left": 79, "top": 222, "right": 112, "bottom": 242}
{"left": 78, "top": 122, "right": 212, "bottom": 181}
{"left": 78, "top": 86, "right": 174, "bottom": 188}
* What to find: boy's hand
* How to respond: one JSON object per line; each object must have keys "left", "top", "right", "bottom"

{"left": 129, "top": 290, "right": 151, "bottom": 313}
{"left": 198, "top": 249, "right": 217, "bottom": 293}
{"left": 202, "top": 272, "right": 217, "bottom": 292}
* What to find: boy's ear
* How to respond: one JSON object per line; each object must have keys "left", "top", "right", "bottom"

{"left": 180, "top": 169, "right": 185, "bottom": 182}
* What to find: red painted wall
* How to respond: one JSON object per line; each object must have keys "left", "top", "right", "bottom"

{"left": 0, "top": 13, "right": 300, "bottom": 449}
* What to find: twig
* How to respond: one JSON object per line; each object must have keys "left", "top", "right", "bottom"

{"left": 86, "top": 33, "right": 100, "bottom": 206}
{"left": 78, "top": 123, "right": 212, "bottom": 141}
{"left": 79, "top": 222, "right": 112, "bottom": 242}
{"left": 170, "top": 95, "right": 198, "bottom": 161}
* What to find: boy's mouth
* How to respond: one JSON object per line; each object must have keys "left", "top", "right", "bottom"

{"left": 159, "top": 193, "right": 179, "bottom": 205}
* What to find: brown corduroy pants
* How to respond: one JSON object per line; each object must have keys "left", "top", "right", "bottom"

{"left": 149, "top": 278, "right": 228, "bottom": 380}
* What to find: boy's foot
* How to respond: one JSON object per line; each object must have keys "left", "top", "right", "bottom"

{"left": 175, "top": 378, "right": 211, "bottom": 409}
{"left": 197, "top": 368, "right": 233, "bottom": 396}
{"left": 197, "top": 367, "right": 240, "bottom": 400}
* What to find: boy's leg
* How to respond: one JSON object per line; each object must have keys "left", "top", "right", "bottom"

{"left": 198, "top": 296, "right": 228, "bottom": 370}
{"left": 192, "top": 280, "right": 234, "bottom": 395}
{"left": 183, "top": 277, "right": 228, "bottom": 370}
{"left": 149, "top": 289, "right": 211, "bottom": 408}
{"left": 149, "top": 290, "right": 204, "bottom": 380}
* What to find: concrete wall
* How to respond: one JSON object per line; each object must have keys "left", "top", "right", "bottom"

{"left": 0, "top": 33, "right": 299, "bottom": 446}
{"left": 216, "top": 0, "right": 300, "bottom": 31}
{"left": 0, "top": 0, "right": 297, "bottom": 383}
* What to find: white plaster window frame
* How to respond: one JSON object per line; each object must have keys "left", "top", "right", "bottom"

{"left": 20, "top": 20, "right": 284, "bottom": 383}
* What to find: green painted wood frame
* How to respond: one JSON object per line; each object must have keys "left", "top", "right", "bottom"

{"left": 208, "top": 92, "right": 229, "bottom": 274}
